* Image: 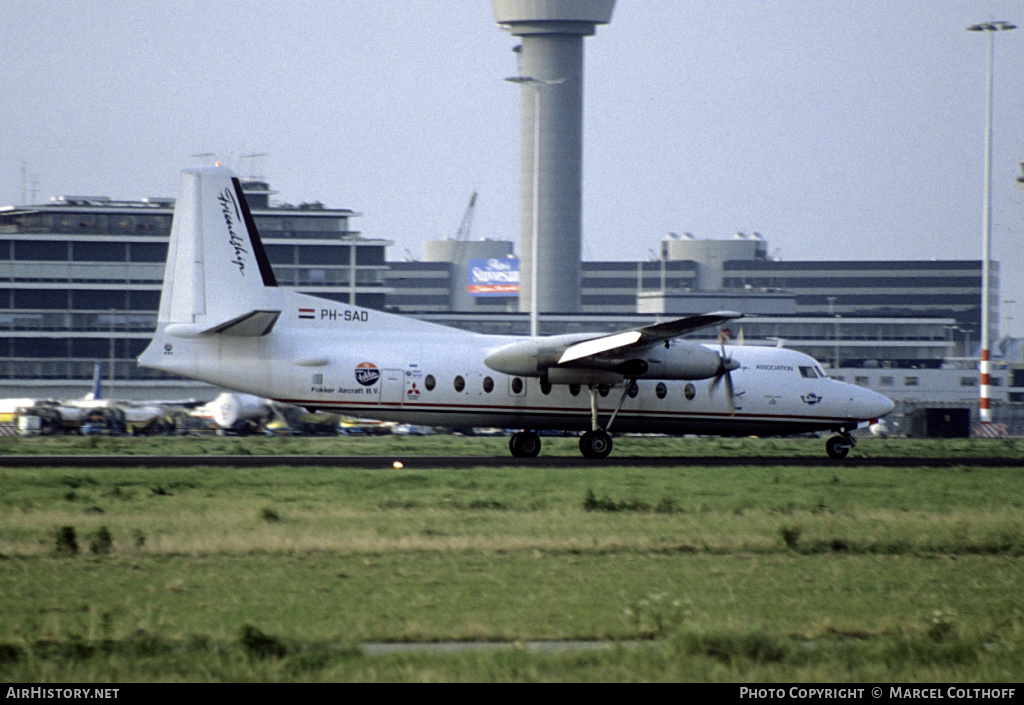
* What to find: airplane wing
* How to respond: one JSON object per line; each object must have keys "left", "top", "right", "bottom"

{"left": 558, "top": 311, "right": 743, "bottom": 364}
{"left": 484, "top": 311, "right": 744, "bottom": 380}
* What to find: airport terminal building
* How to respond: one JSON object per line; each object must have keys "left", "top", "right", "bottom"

{"left": 0, "top": 181, "right": 391, "bottom": 398}
{"left": 1, "top": 184, "right": 1020, "bottom": 431}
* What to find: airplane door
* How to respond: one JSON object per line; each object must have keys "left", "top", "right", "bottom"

{"left": 380, "top": 369, "right": 404, "bottom": 406}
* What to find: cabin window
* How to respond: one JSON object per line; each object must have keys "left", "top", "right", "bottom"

{"left": 655, "top": 382, "right": 667, "bottom": 399}
{"left": 483, "top": 376, "right": 494, "bottom": 393}
{"left": 627, "top": 382, "right": 639, "bottom": 398}
{"left": 424, "top": 374, "right": 436, "bottom": 391}
{"left": 597, "top": 384, "right": 610, "bottom": 397}
{"left": 454, "top": 375, "right": 465, "bottom": 392}
{"left": 569, "top": 384, "right": 581, "bottom": 397}
{"left": 684, "top": 383, "right": 696, "bottom": 401}
{"left": 540, "top": 379, "right": 552, "bottom": 395}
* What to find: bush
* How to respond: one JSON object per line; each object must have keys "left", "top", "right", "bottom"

{"left": 55, "top": 526, "right": 79, "bottom": 555}
{"left": 89, "top": 526, "right": 113, "bottom": 555}
{"left": 779, "top": 524, "right": 803, "bottom": 550}
{"left": 240, "top": 625, "right": 288, "bottom": 659}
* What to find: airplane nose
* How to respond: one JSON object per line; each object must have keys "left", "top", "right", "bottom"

{"left": 866, "top": 390, "right": 895, "bottom": 420}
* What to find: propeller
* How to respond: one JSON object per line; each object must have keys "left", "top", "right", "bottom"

{"left": 711, "top": 331, "right": 740, "bottom": 412}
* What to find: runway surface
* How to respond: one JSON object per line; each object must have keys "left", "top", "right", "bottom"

{"left": 2, "top": 454, "right": 1022, "bottom": 468}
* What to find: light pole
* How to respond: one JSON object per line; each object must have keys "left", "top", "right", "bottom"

{"left": 505, "top": 75, "right": 565, "bottom": 337}
{"left": 967, "top": 20, "right": 1016, "bottom": 424}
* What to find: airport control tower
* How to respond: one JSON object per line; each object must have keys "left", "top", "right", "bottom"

{"left": 492, "top": 0, "right": 615, "bottom": 317}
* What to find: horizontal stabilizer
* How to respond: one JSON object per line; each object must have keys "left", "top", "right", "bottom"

{"left": 165, "top": 310, "right": 281, "bottom": 338}
{"left": 208, "top": 310, "right": 281, "bottom": 337}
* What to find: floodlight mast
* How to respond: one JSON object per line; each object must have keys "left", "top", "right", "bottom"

{"left": 967, "top": 20, "right": 1016, "bottom": 425}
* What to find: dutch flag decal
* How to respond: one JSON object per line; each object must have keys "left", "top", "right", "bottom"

{"left": 299, "top": 308, "right": 316, "bottom": 320}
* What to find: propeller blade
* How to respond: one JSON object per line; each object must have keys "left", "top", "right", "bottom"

{"left": 710, "top": 343, "right": 738, "bottom": 414}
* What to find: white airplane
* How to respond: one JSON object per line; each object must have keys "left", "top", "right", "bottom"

{"left": 138, "top": 167, "right": 894, "bottom": 459}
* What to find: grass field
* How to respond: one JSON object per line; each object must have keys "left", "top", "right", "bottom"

{"left": 1, "top": 435, "right": 1022, "bottom": 681}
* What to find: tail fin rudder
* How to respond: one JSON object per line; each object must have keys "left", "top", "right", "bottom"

{"left": 159, "top": 166, "right": 279, "bottom": 337}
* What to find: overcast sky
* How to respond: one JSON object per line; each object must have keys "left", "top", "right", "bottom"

{"left": 3, "top": 1, "right": 1023, "bottom": 335}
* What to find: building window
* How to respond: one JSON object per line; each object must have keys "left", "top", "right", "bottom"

{"left": 904, "top": 376, "right": 919, "bottom": 387}
{"left": 14, "top": 240, "right": 68, "bottom": 261}
{"left": 299, "top": 245, "right": 349, "bottom": 266}
{"left": 13, "top": 289, "right": 69, "bottom": 309}
{"left": 129, "top": 242, "right": 168, "bottom": 263}
{"left": 73, "top": 242, "right": 127, "bottom": 262}
{"left": 355, "top": 247, "right": 385, "bottom": 266}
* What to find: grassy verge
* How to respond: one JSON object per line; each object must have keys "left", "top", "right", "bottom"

{"left": 2, "top": 433, "right": 1023, "bottom": 458}
{"left": 1, "top": 438, "right": 1022, "bottom": 681}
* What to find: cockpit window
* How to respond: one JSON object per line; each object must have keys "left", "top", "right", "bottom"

{"left": 799, "top": 366, "right": 821, "bottom": 379}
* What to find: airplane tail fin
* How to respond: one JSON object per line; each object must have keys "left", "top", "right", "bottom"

{"left": 157, "top": 166, "right": 280, "bottom": 338}
{"left": 84, "top": 361, "right": 103, "bottom": 401}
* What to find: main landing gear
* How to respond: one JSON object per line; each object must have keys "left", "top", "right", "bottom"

{"left": 579, "top": 429, "right": 613, "bottom": 459}
{"left": 509, "top": 430, "right": 541, "bottom": 458}
{"left": 826, "top": 432, "right": 855, "bottom": 460}
{"left": 508, "top": 381, "right": 635, "bottom": 459}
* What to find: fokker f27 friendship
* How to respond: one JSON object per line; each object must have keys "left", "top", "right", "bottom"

{"left": 139, "top": 167, "right": 894, "bottom": 459}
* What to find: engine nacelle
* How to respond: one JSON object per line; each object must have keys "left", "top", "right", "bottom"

{"left": 634, "top": 342, "right": 725, "bottom": 380}
{"left": 484, "top": 333, "right": 595, "bottom": 377}
{"left": 485, "top": 336, "right": 728, "bottom": 381}
{"left": 199, "top": 392, "right": 270, "bottom": 429}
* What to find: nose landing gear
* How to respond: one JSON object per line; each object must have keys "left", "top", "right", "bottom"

{"left": 826, "top": 432, "right": 854, "bottom": 460}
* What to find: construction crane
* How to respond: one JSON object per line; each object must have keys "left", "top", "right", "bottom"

{"left": 453, "top": 191, "right": 478, "bottom": 241}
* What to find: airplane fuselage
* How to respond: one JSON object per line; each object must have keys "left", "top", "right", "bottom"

{"left": 146, "top": 294, "right": 888, "bottom": 439}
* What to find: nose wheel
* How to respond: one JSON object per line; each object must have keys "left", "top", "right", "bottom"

{"left": 826, "top": 433, "right": 854, "bottom": 460}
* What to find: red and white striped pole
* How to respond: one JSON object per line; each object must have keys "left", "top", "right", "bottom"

{"left": 980, "top": 349, "right": 993, "bottom": 423}
{"left": 967, "top": 20, "right": 1016, "bottom": 424}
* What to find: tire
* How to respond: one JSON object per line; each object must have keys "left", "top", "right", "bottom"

{"left": 826, "top": 435, "right": 851, "bottom": 460}
{"left": 579, "top": 430, "right": 613, "bottom": 459}
{"left": 509, "top": 431, "right": 541, "bottom": 458}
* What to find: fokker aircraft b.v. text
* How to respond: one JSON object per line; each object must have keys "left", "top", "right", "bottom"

{"left": 139, "top": 167, "right": 895, "bottom": 459}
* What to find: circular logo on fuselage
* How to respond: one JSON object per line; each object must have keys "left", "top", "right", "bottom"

{"left": 355, "top": 362, "right": 380, "bottom": 387}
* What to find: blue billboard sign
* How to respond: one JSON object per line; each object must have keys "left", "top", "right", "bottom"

{"left": 467, "top": 258, "right": 520, "bottom": 297}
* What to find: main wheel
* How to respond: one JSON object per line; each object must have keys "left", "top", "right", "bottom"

{"left": 579, "top": 430, "right": 613, "bottom": 459}
{"left": 826, "top": 435, "right": 851, "bottom": 460}
{"left": 509, "top": 431, "right": 541, "bottom": 458}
